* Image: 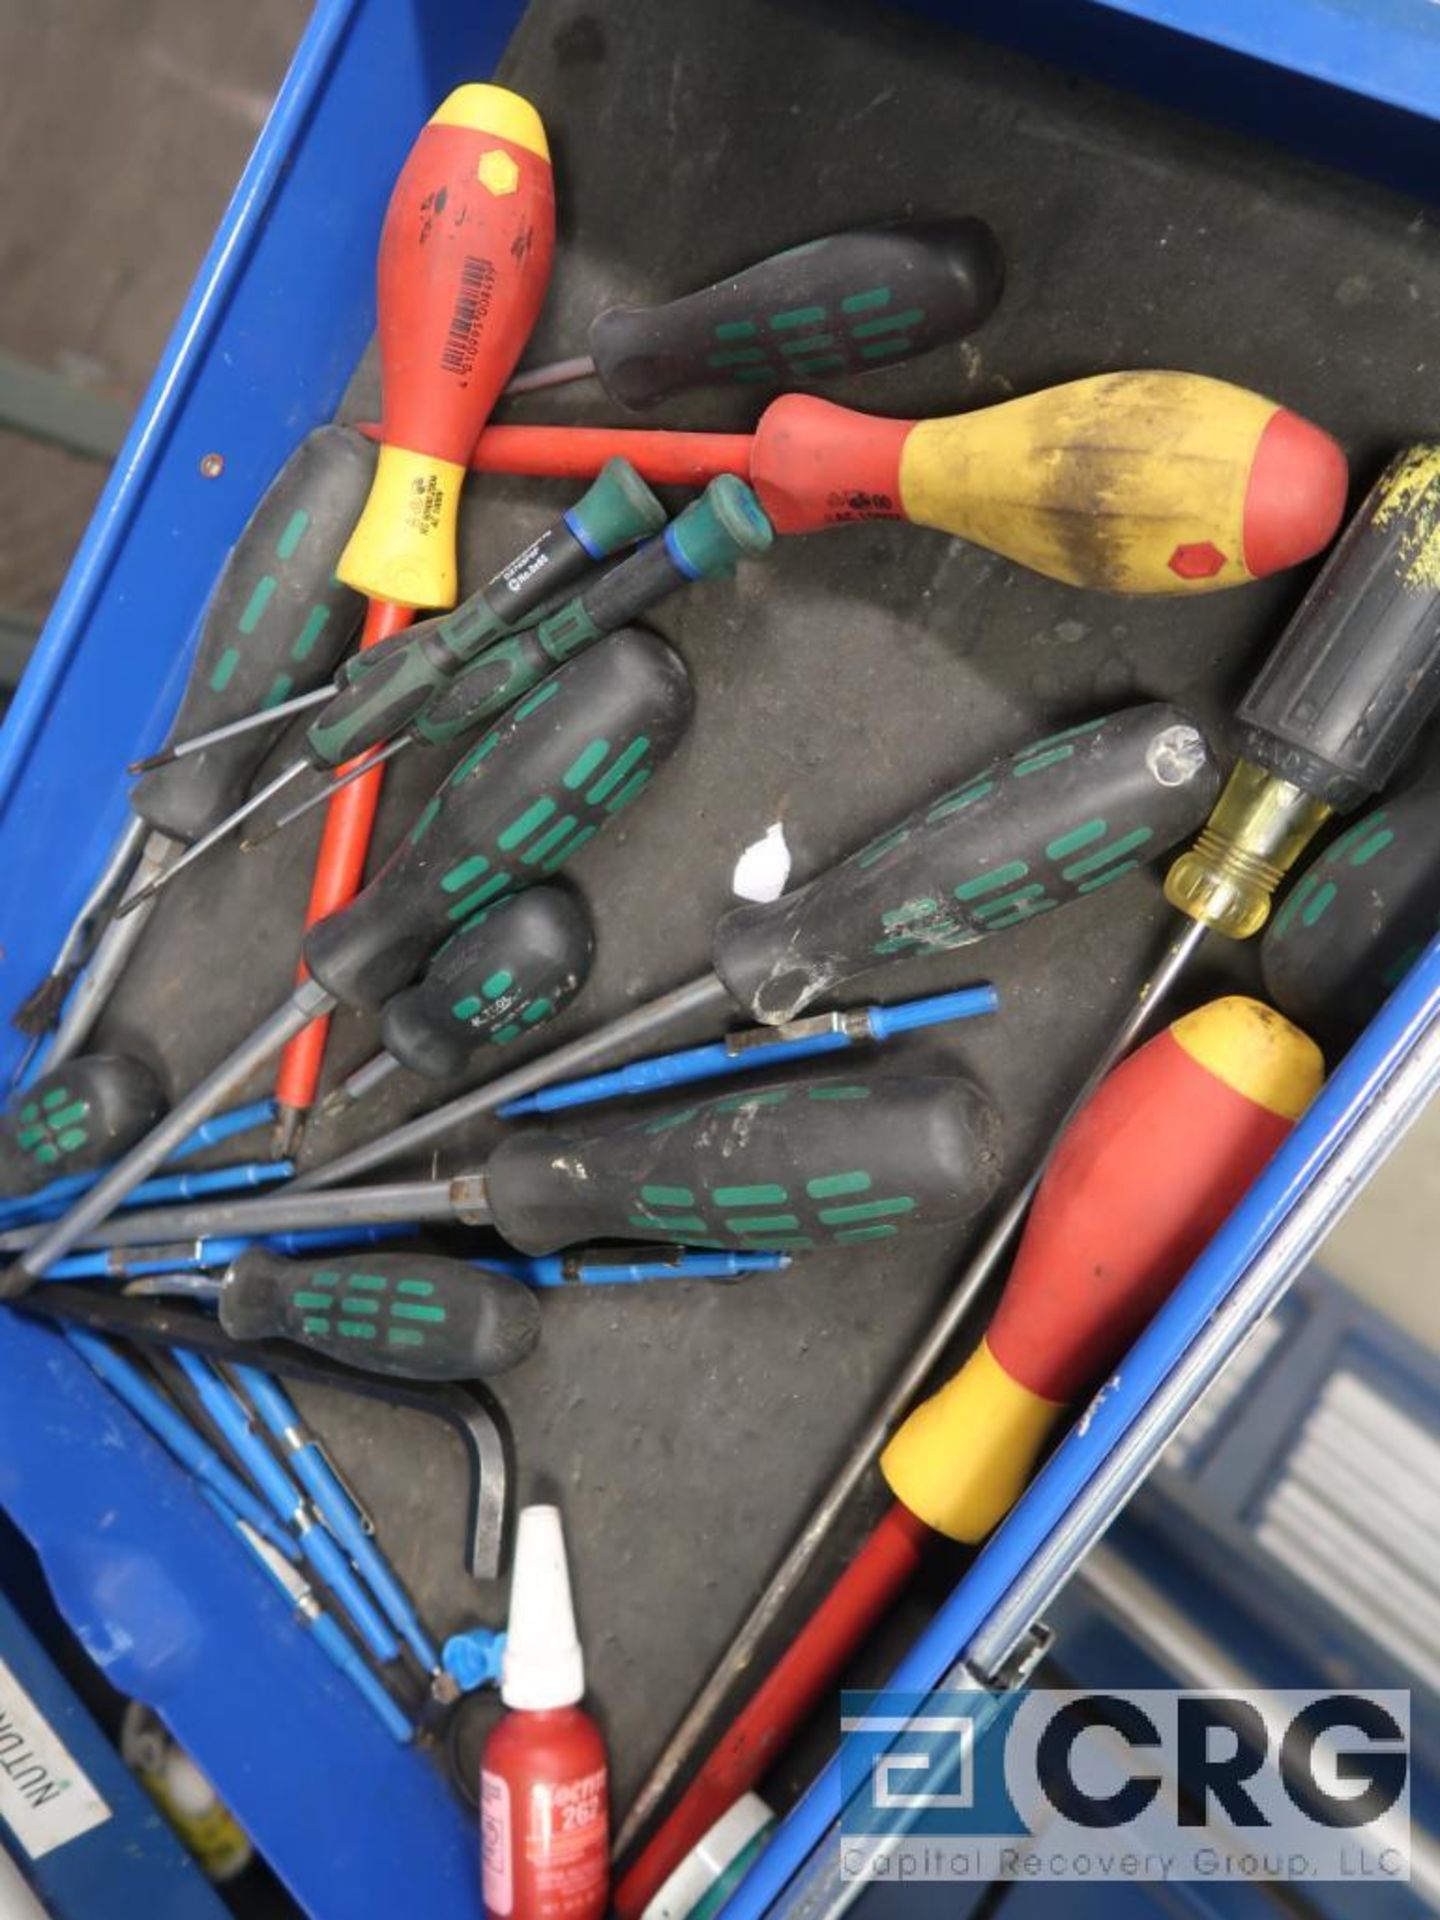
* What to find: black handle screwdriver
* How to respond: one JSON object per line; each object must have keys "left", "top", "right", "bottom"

{"left": 14, "top": 1066, "right": 1001, "bottom": 1276}
{"left": 21, "top": 427, "right": 378, "bottom": 1067}
{"left": 505, "top": 218, "right": 1004, "bottom": 407}
{"left": 288, "top": 701, "right": 1222, "bottom": 1193}
{"left": 4, "top": 628, "right": 695, "bottom": 1292}
{"left": 1, "top": 1055, "right": 166, "bottom": 1197}
{"left": 1128, "top": 444, "right": 1440, "bottom": 1030}
{"left": 1261, "top": 737, "right": 1440, "bottom": 1053}
{"left": 217, "top": 1248, "right": 541, "bottom": 1381}
{"left": 116, "top": 467, "right": 699, "bottom": 913}
{"left": 129, "top": 458, "right": 666, "bottom": 771}
{"left": 233, "top": 477, "right": 774, "bottom": 853}
{"left": 323, "top": 886, "right": 596, "bottom": 1119}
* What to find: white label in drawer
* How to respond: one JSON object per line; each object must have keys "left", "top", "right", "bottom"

{"left": 0, "top": 1659, "right": 110, "bottom": 1858}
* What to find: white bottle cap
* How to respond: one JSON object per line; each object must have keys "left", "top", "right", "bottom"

{"left": 501, "top": 1505, "right": 585, "bottom": 1710}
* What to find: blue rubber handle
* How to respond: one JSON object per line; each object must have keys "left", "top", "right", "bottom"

{"left": 498, "top": 984, "right": 998, "bottom": 1117}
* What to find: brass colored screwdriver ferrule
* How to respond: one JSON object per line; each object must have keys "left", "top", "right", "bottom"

{"left": 1164, "top": 758, "right": 1334, "bottom": 940}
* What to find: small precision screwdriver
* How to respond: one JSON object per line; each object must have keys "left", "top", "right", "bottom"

{"left": 122, "top": 1245, "right": 786, "bottom": 1294}
{"left": 612, "top": 997, "right": 1323, "bottom": 1913}
{"left": 25, "top": 427, "right": 378, "bottom": 1070}
{"left": 5, "top": 630, "right": 695, "bottom": 1291}
{"left": 323, "top": 887, "right": 595, "bottom": 1120}
{"left": 173, "top": 1348, "right": 410, "bottom": 1672}
{"left": 25, "top": 1064, "right": 1003, "bottom": 1310}
{"left": 290, "top": 701, "right": 1222, "bottom": 1192}
{"left": 1, "top": 1055, "right": 166, "bottom": 1196}
{"left": 457, "top": 370, "right": 1347, "bottom": 591}
{"left": 67, "top": 1330, "right": 302, "bottom": 1567}
{"left": 504, "top": 218, "right": 1004, "bottom": 405}
{"left": 231, "top": 1365, "right": 443, "bottom": 1680}
{"left": 131, "top": 459, "right": 665, "bottom": 770}
{"left": 228, "top": 1517, "right": 415, "bottom": 1744}
{"left": 237, "top": 476, "right": 772, "bottom": 851}
{"left": 498, "top": 984, "right": 998, "bottom": 1117}
{"left": 1262, "top": 745, "right": 1440, "bottom": 1052}
{"left": 118, "top": 467, "right": 685, "bottom": 913}
{"left": 39, "top": 1225, "right": 412, "bottom": 1282}
{"left": 1131, "top": 445, "right": 1440, "bottom": 1034}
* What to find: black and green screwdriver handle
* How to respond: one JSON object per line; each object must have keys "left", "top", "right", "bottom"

{"left": 218, "top": 1250, "right": 541, "bottom": 1381}
{"left": 26, "top": 1067, "right": 1004, "bottom": 1332}
{"left": 131, "top": 426, "right": 377, "bottom": 844}
{"left": 5, "top": 630, "right": 696, "bottom": 1291}
{"left": 132, "top": 459, "right": 668, "bottom": 773}
{"left": 286, "top": 701, "right": 1222, "bottom": 1193}
{"left": 327, "top": 885, "right": 596, "bottom": 1114}
{"left": 1167, "top": 444, "right": 1440, "bottom": 940}
{"left": 32, "top": 429, "right": 379, "bottom": 1069}
{"left": 506, "top": 218, "right": 1005, "bottom": 408}
{"left": 302, "top": 475, "right": 772, "bottom": 774}
{"left": 1262, "top": 739, "right": 1440, "bottom": 1050}
{"left": 0, "top": 1055, "right": 166, "bottom": 1198}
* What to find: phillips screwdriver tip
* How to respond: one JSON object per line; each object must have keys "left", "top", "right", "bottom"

{"left": 272, "top": 1107, "right": 307, "bottom": 1161}
{"left": 319, "top": 1087, "right": 354, "bottom": 1121}
{"left": 127, "top": 749, "right": 173, "bottom": 774}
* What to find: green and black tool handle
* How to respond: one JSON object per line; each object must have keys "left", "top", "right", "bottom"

{"left": 6, "top": 629, "right": 695, "bottom": 1291}
{"left": 217, "top": 1249, "right": 540, "bottom": 1381}
{"left": 132, "top": 458, "right": 668, "bottom": 771}
{"left": 1262, "top": 744, "right": 1440, "bottom": 1050}
{"left": 25, "top": 429, "right": 378, "bottom": 1067}
{"left": 290, "top": 701, "right": 1221, "bottom": 1192}
{"left": 301, "top": 475, "right": 772, "bottom": 776}
{"left": 132, "top": 426, "right": 376, "bottom": 843}
{"left": 507, "top": 217, "right": 1005, "bottom": 408}
{"left": 0, "top": 1055, "right": 166, "bottom": 1197}
{"left": 327, "top": 886, "right": 596, "bottom": 1114}
{"left": 18, "top": 1066, "right": 1001, "bottom": 1281}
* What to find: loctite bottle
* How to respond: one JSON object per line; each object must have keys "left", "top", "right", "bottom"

{"left": 481, "top": 1506, "right": 609, "bottom": 1920}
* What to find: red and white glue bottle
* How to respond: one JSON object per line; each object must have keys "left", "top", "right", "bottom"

{"left": 482, "top": 1505, "right": 610, "bottom": 1920}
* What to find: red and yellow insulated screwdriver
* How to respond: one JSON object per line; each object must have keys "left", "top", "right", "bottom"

{"left": 504, "top": 217, "right": 1004, "bottom": 405}
{"left": 612, "top": 996, "right": 1322, "bottom": 1914}
{"left": 453, "top": 371, "right": 1346, "bottom": 591}
{"left": 277, "top": 83, "right": 556, "bottom": 1156}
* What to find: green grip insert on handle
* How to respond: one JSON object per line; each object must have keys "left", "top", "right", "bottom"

{"left": 132, "top": 426, "right": 373, "bottom": 842}
{"left": 1262, "top": 750, "right": 1440, "bottom": 1052}
{"left": 588, "top": 218, "right": 1005, "bottom": 410}
{"left": 484, "top": 1068, "right": 1001, "bottom": 1256}
{"left": 712, "top": 704, "right": 1220, "bottom": 1024}
{"left": 0, "top": 1054, "right": 167, "bottom": 1196}
{"left": 381, "top": 886, "right": 595, "bottom": 1079}
{"left": 218, "top": 1250, "right": 541, "bottom": 1380}
{"left": 303, "top": 627, "right": 694, "bottom": 1011}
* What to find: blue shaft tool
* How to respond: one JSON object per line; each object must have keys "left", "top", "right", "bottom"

{"left": 227, "top": 1514, "right": 413, "bottom": 1745}
{"left": 41, "top": 1225, "right": 413, "bottom": 1282}
{"left": 65, "top": 1330, "right": 300, "bottom": 1564}
{"left": 0, "top": 1101, "right": 278, "bottom": 1227}
{"left": 487, "top": 1250, "right": 791, "bottom": 1286}
{"left": 0, "top": 1158, "right": 292, "bottom": 1233}
{"left": 233, "top": 1363, "right": 441, "bottom": 1677}
{"left": 171, "top": 1348, "right": 402, "bottom": 1667}
{"left": 496, "top": 985, "right": 998, "bottom": 1117}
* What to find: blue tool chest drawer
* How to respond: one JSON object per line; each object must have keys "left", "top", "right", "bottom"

{"left": 1, "top": 1, "right": 1439, "bottom": 1915}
